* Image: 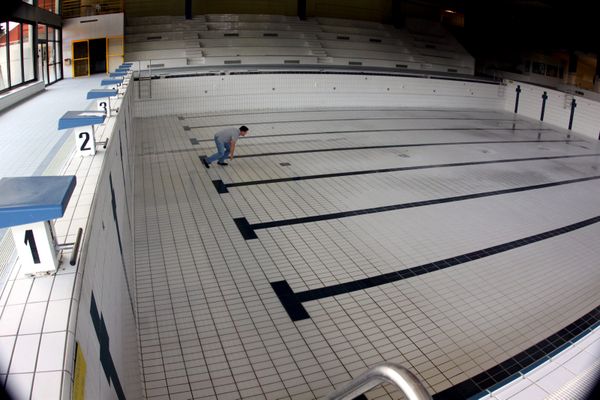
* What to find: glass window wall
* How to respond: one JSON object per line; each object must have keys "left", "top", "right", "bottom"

{"left": 0, "top": 19, "right": 48, "bottom": 93}
{"left": 23, "top": 23, "right": 34, "bottom": 82}
{"left": 1, "top": 1, "right": 64, "bottom": 93}
{"left": 9, "top": 22, "right": 23, "bottom": 86}
{"left": 0, "top": 23, "right": 8, "bottom": 90}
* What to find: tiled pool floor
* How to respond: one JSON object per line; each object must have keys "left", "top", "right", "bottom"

{"left": 133, "top": 108, "right": 600, "bottom": 399}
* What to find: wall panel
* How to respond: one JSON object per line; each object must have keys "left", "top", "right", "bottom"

{"left": 504, "top": 80, "right": 600, "bottom": 141}
{"left": 134, "top": 73, "right": 504, "bottom": 118}
{"left": 70, "top": 88, "right": 141, "bottom": 400}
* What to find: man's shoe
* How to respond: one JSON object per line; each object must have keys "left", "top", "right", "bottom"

{"left": 201, "top": 158, "right": 210, "bottom": 168}
{"left": 217, "top": 162, "right": 228, "bottom": 166}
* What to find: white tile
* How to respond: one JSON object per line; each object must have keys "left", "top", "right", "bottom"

{"left": 505, "top": 383, "right": 547, "bottom": 400}
{"left": 562, "top": 349, "right": 598, "bottom": 375}
{"left": 5, "top": 279, "right": 33, "bottom": 305}
{"left": 0, "top": 336, "right": 16, "bottom": 373}
{"left": 31, "top": 371, "right": 62, "bottom": 400}
{"left": 43, "top": 299, "right": 71, "bottom": 333}
{"left": 36, "top": 332, "right": 66, "bottom": 372}
{"left": 0, "top": 304, "right": 25, "bottom": 336}
{"left": 5, "top": 372, "right": 34, "bottom": 400}
{"left": 49, "top": 274, "right": 75, "bottom": 301}
{"left": 18, "top": 302, "right": 47, "bottom": 335}
{"left": 533, "top": 365, "right": 575, "bottom": 394}
{"left": 9, "top": 334, "right": 40, "bottom": 373}
{"left": 27, "top": 277, "right": 53, "bottom": 303}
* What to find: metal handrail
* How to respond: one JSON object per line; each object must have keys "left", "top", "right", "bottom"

{"left": 327, "top": 363, "right": 432, "bottom": 400}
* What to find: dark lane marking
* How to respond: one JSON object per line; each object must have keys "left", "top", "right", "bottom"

{"left": 235, "top": 174, "right": 600, "bottom": 240}
{"left": 207, "top": 139, "right": 582, "bottom": 160}
{"left": 188, "top": 127, "right": 556, "bottom": 143}
{"left": 212, "top": 153, "right": 600, "bottom": 192}
{"left": 433, "top": 306, "right": 600, "bottom": 399}
{"left": 270, "top": 214, "right": 600, "bottom": 321}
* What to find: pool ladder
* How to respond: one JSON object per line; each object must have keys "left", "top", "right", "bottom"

{"left": 327, "top": 363, "right": 432, "bottom": 400}
{"left": 137, "top": 60, "right": 152, "bottom": 99}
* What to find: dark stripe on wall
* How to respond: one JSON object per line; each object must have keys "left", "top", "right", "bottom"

{"left": 109, "top": 174, "right": 135, "bottom": 317}
{"left": 216, "top": 153, "right": 600, "bottom": 190}
{"left": 271, "top": 214, "right": 600, "bottom": 321}
{"left": 188, "top": 127, "right": 555, "bottom": 143}
{"left": 90, "top": 292, "right": 127, "bottom": 400}
{"left": 433, "top": 306, "right": 600, "bottom": 399}
{"left": 237, "top": 175, "right": 600, "bottom": 240}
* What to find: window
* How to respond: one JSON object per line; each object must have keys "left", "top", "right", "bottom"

{"left": 9, "top": 22, "right": 22, "bottom": 86}
{"left": 546, "top": 65, "right": 558, "bottom": 78}
{"left": 38, "top": 23, "right": 47, "bottom": 40}
{"left": 532, "top": 61, "right": 546, "bottom": 75}
{"left": 0, "top": 19, "right": 51, "bottom": 93}
{"left": 39, "top": 0, "right": 60, "bottom": 14}
{"left": 49, "top": 26, "right": 62, "bottom": 84}
{"left": 0, "top": 23, "right": 8, "bottom": 90}
{"left": 23, "top": 23, "right": 34, "bottom": 82}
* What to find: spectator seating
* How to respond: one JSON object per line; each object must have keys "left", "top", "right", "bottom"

{"left": 124, "top": 14, "right": 474, "bottom": 75}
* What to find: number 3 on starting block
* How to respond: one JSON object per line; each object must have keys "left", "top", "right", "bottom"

{"left": 97, "top": 100, "right": 108, "bottom": 114}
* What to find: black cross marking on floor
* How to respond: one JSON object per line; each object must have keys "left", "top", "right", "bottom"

{"left": 212, "top": 153, "right": 600, "bottom": 193}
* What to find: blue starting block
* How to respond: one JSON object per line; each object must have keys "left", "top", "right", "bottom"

{"left": 101, "top": 77, "right": 126, "bottom": 95}
{"left": 87, "top": 89, "right": 118, "bottom": 115}
{"left": 0, "top": 176, "right": 76, "bottom": 276}
{"left": 101, "top": 77, "right": 123, "bottom": 86}
{"left": 109, "top": 71, "right": 127, "bottom": 77}
{"left": 58, "top": 111, "right": 106, "bottom": 157}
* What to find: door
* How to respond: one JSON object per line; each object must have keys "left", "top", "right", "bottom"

{"left": 88, "top": 38, "right": 106, "bottom": 74}
{"left": 38, "top": 42, "right": 48, "bottom": 84}
{"left": 72, "top": 40, "right": 89, "bottom": 77}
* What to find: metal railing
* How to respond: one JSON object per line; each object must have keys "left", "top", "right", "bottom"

{"left": 327, "top": 363, "right": 432, "bottom": 400}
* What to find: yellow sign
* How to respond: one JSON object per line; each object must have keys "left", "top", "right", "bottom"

{"left": 73, "top": 343, "right": 87, "bottom": 400}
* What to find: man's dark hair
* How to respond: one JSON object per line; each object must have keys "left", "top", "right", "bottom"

{"left": 239, "top": 125, "right": 249, "bottom": 132}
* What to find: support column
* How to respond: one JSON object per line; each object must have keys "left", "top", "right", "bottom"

{"left": 185, "top": 0, "right": 192, "bottom": 20}
{"left": 298, "top": 0, "right": 307, "bottom": 21}
{"left": 392, "top": 0, "right": 404, "bottom": 29}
